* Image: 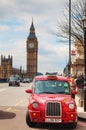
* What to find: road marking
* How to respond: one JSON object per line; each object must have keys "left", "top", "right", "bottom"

{"left": 6, "top": 98, "right": 27, "bottom": 112}
{"left": 15, "top": 103, "right": 19, "bottom": 106}
{"left": 6, "top": 107, "right": 20, "bottom": 112}
{"left": 6, "top": 107, "right": 12, "bottom": 111}
{"left": 0, "top": 88, "right": 9, "bottom": 92}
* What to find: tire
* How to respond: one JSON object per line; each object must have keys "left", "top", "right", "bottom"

{"left": 26, "top": 111, "right": 36, "bottom": 127}
{"left": 71, "top": 122, "right": 77, "bottom": 129}
{"left": 68, "top": 122, "right": 77, "bottom": 129}
{"left": 9, "top": 84, "right": 11, "bottom": 86}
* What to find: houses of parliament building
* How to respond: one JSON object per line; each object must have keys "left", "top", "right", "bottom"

{"left": 0, "top": 20, "right": 38, "bottom": 80}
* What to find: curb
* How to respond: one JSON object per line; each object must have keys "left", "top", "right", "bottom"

{"left": 78, "top": 112, "right": 86, "bottom": 121}
{"left": 78, "top": 116, "right": 86, "bottom": 122}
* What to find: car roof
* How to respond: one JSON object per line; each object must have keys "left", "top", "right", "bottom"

{"left": 34, "top": 75, "right": 69, "bottom": 82}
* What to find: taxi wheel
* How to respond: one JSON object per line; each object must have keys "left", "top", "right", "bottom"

{"left": 72, "top": 122, "right": 77, "bottom": 129}
{"left": 26, "top": 111, "right": 36, "bottom": 127}
{"left": 68, "top": 122, "right": 77, "bottom": 129}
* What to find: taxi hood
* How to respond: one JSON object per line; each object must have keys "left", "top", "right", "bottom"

{"left": 32, "top": 94, "right": 73, "bottom": 104}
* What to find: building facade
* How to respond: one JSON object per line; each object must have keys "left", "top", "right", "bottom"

{"left": 0, "top": 55, "right": 12, "bottom": 79}
{"left": 71, "top": 39, "right": 84, "bottom": 77}
{"left": 26, "top": 20, "right": 38, "bottom": 79}
{"left": 0, "top": 55, "right": 23, "bottom": 80}
{"left": 64, "top": 38, "right": 84, "bottom": 77}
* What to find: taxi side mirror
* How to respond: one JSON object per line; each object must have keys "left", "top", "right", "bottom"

{"left": 72, "top": 89, "right": 78, "bottom": 95}
{"left": 25, "top": 89, "right": 32, "bottom": 93}
{"left": 71, "top": 89, "right": 78, "bottom": 99}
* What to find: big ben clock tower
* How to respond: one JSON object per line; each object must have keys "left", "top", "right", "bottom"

{"left": 26, "top": 20, "right": 38, "bottom": 79}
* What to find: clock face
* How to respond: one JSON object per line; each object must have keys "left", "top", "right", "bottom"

{"left": 29, "top": 43, "right": 34, "bottom": 48}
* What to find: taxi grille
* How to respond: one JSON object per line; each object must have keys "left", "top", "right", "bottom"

{"left": 46, "top": 102, "right": 61, "bottom": 116}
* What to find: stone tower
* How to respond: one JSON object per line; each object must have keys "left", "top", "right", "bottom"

{"left": 26, "top": 20, "right": 38, "bottom": 79}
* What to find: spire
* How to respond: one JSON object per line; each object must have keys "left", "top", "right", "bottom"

{"left": 28, "top": 19, "right": 37, "bottom": 39}
{"left": 30, "top": 18, "right": 35, "bottom": 30}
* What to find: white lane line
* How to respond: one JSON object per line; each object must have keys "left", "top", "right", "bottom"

{"left": 0, "top": 88, "right": 9, "bottom": 92}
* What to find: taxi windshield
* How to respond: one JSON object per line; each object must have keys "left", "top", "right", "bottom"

{"left": 34, "top": 80, "right": 70, "bottom": 94}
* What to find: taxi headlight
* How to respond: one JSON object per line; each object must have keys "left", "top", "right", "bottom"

{"left": 69, "top": 103, "right": 75, "bottom": 109}
{"left": 32, "top": 102, "right": 38, "bottom": 108}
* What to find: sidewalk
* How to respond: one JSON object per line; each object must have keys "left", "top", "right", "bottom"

{"left": 75, "top": 95, "right": 86, "bottom": 120}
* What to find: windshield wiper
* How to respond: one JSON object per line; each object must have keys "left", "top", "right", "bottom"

{"left": 57, "top": 91, "right": 65, "bottom": 94}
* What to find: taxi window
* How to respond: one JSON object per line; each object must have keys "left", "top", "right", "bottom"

{"left": 34, "top": 80, "right": 70, "bottom": 94}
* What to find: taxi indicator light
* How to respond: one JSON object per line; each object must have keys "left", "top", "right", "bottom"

{"left": 33, "top": 112, "right": 36, "bottom": 116}
{"left": 70, "top": 114, "right": 74, "bottom": 118}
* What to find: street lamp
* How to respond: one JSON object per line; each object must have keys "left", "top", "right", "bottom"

{"left": 82, "top": 11, "right": 86, "bottom": 111}
{"left": 68, "top": 0, "right": 71, "bottom": 77}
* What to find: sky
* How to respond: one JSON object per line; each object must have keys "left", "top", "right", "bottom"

{"left": 0, "top": 0, "right": 76, "bottom": 74}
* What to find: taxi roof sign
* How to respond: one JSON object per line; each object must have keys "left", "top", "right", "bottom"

{"left": 47, "top": 75, "right": 57, "bottom": 80}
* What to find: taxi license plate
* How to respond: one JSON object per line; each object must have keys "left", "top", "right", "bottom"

{"left": 45, "top": 118, "right": 62, "bottom": 123}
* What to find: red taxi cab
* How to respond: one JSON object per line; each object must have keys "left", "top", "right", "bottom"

{"left": 25, "top": 75, "right": 77, "bottom": 128}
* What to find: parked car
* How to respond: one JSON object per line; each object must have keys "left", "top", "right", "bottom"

{"left": 9, "top": 75, "right": 20, "bottom": 86}
{"left": 22, "top": 78, "right": 31, "bottom": 83}
{"left": 25, "top": 75, "right": 78, "bottom": 128}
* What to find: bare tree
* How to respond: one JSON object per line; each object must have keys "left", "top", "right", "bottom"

{"left": 56, "top": 0, "right": 86, "bottom": 44}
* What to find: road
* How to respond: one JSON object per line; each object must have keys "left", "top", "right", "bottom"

{"left": 0, "top": 82, "right": 86, "bottom": 130}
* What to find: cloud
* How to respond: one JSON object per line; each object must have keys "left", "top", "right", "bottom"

{"left": 0, "top": 25, "right": 9, "bottom": 31}
{"left": 0, "top": 39, "right": 26, "bottom": 69}
{"left": 38, "top": 38, "right": 69, "bottom": 73}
